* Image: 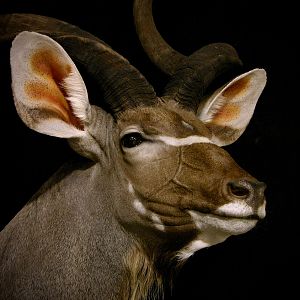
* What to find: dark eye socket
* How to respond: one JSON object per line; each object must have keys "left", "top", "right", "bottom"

{"left": 121, "top": 132, "right": 145, "bottom": 148}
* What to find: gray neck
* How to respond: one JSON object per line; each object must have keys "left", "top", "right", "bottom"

{"left": 0, "top": 160, "right": 134, "bottom": 299}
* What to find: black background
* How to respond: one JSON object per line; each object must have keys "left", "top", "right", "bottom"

{"left": 0, "top": 0, "right": 298, "bottom": 299}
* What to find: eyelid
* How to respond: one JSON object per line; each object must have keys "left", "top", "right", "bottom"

{"left": 120, "top": 127, "right": 161, "bottom": 143}
{"left": 120, "top": 126, "right": 151, "bottom": 140}
{"left": 120, "top": 127, "right": 142, "bottom": 138}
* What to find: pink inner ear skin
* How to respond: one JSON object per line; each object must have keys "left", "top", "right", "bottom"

{"left": 25, "top": 48, "right": 83, "bottom": 130}
{"left": 212, "top": 103, "right": 241, "bottom": 124}
{"left": 31, "top": 48, "right": 72, "bottom": 82}
{"left": 211, "top": 76, "right": 251, "bottom": 125}
{"left": 222, "top": 76, "right": 249, "bottom": 98}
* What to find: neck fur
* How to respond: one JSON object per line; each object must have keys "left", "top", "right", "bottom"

{"left": 121, "top": 243, "right": 183, "bottom": 300}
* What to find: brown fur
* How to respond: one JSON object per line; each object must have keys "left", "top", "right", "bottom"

{"left": 117, "top": 100, "right": 250, "bottom": 235}
{"left": 118, "top": 100, "right": 212, "bottom": 139}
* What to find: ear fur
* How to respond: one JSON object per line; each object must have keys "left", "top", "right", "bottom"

{"left": 197, "top": 69, "right": 267, "bottom": 146}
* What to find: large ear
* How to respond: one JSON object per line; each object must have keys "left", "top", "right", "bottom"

{"left": 10, "top": 31, "right": 91, "bottom": 138}
{"left": 197, "top": 69, "right": 267, "bottom": 146}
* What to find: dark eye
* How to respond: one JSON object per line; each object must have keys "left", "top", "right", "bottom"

{"left": 121, "top": 132, "right": 145, "bottom": 148}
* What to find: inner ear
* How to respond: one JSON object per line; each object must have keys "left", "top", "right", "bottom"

{"left": 26, "top": 48, "right": 83, "bottom": 129}
{"left": 197, "top": 69, "right": 267, "bottom": 146}
{"left": 11, "top": 31, "right": 90, "bottom": 138}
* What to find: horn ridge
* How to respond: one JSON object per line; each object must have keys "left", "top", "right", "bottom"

{"left": 163, "top": 43, "right": 243, "bottom": 112}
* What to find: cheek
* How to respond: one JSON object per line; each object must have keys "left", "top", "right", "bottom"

{"left": 174, "top": 146, "right": 229, "bottom": 207}
{"left": 174, "top": 162, "right": 223, "bottom": 207}
{"left": 123, "top": 147, "right": 180, "bottom": 196}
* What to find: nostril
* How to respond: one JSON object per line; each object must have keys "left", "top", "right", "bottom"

{"left": 227, "top": 181, "right": 251, "bottom": 198}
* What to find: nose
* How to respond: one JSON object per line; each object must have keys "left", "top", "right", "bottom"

{"left": 226, "top": 179, "right": 266, "bottom": 205}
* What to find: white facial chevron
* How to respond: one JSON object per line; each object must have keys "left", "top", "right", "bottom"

{"left": 154, "top": 135, "right": 213, "bottom": 147}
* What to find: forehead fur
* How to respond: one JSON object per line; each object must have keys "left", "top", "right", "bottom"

{"left": 118, "top": 101, "right": 212, "bottom": 138}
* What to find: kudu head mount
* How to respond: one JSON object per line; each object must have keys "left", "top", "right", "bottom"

{"left": 0, "top": 0, "right": 267, "bottom": 298}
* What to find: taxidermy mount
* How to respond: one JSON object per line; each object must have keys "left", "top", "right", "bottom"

{"left": 0, "top": 0, "right": 266, "bottom": 298}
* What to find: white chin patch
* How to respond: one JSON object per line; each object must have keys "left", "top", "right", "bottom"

{"left": 215, "top": 200, "right": 253, "bottom": 218}
{"left": 177, "top": 229, "right": 230, "bottom": 261}
{"left": 177, "top": 209, "right": 258, "bottom": 261}
{"left": 189, "top": 210, "right": 257, "bottom": 235}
